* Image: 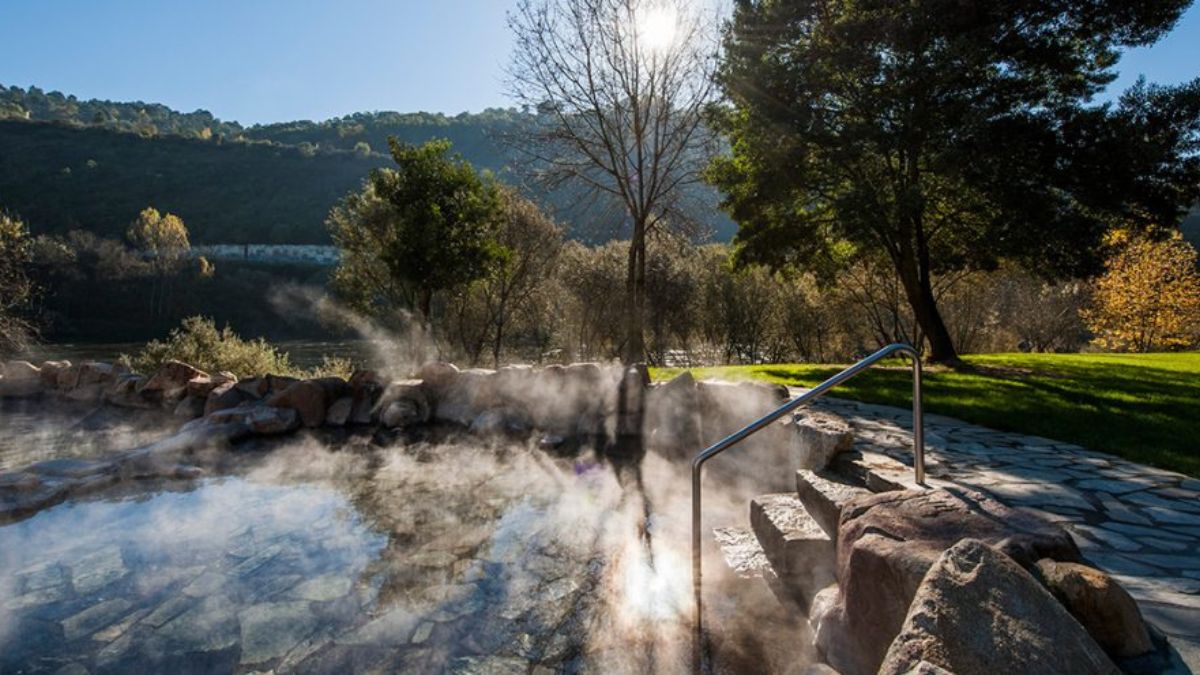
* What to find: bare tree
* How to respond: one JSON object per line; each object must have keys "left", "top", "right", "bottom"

{"left": 507, "top": 0, "right": 719, "bottom": 362}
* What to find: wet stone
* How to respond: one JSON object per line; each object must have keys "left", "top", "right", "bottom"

{"left": 92, "top": 607, "right": 150, "bottom": 642}
{"left": 232, "top": 544, "right": 283, "bottom": 576}
{"left": 61, "top": 598, "right": 133, "bottom": 641}
{"left": 142, "top": 595, "right": 193, "bottom": 628}
{"left": 5, "top": 582, "right": 69, "bottom": 610}
{"left": 181, "top": 570, "right": 227, "bottom": 597}
{"left": 238, "top": 600, "right": 319, "bottom": 665}
{"left": 449, "top": 655, "right": 532, "bottom": 675}
{"left": 247, "top": 573, "right": 303, "bottom": 603}
{"left": 155, "top": 594, "right": 240, "bottom": 653}
{"left": 18, "top": 561, "right": 67, "bottom": 592}
{"left": 70, "top": 545, "right": 128, "bottom": 595}
{"left": 52, "top": 664, "right": 89, "bottom": 675}
{"left": 411, "top": 621, "right": 434, "bottom": 644}
{"left": 288, "top": 575, "right": 351, "bottom": 602}
{"left": 336, "top": 606, "right": 421, "bottom": 646}
{"left": 30, "top": 458, "right": 115, "bottom": 480}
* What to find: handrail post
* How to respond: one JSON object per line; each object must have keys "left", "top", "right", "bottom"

{"left": 690, "top": 343, "right": 925, "bottom": 673}
{"left": 912, "top": 354, "right": 925, "bottom": 485}
{"left": 691, "top": 457, "right": 704, "bottom": 673}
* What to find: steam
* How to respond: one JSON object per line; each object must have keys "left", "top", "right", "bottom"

{"left": 0, "top": 284, "right": 814, "bottom": 671}
{"left": 268, "top": 284, "right": 435, "bottom": 377}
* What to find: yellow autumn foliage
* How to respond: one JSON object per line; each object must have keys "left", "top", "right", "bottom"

{"left": 1083, "top": 231, "right": 1200, "bottom": 352}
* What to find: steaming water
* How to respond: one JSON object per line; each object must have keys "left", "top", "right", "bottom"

{"left": 0, "top": 400, "right": 177, "bottom": 471}
{"left": 0, "top": 429, "right": 811, "bottom": 673}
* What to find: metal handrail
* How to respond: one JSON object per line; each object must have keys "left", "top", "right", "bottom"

{"left": 690, "top": 343, "right": 925, "bottom": 672}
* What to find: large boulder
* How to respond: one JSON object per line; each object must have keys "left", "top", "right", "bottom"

{"left": 204, "top": 380, "right": 250, "bottom": 415}
{"left": 140, "top": 360, "right": 208, "bottom": 403}
{"left": 415, "top": 361, "right": 460, "bottom": 398}
{"left": 644, "top": 371, "right": 702, "bottom": 460}
{"left": 3, "top": 360, "right": 41, "bottom": 381}
{"left": 266, "top": 380, "right": 328, "bottom": 427}
{"left": 0, "top": 360, "right": 44, "bottom": 397}
{"left": 793, "top": 411, "right": 854, "bottom": 470}
{"left": 376, "top": 380, "right": 430, "bottom": 428}
{"left": 816, "top": 487, "right": 1081, "bottom": 675}
{"left": 77, "top": 361, "right": 125, "bottom": 386}
{"left": 347, "top": 370, "right": 387, "bottom": 425}
{"left": 104, "top": 374, "right": 157, "bottom": 409}
{"left": 186, "top": 371, "right": 235, "bottom": 400}
{"left": 1035, "top": 559, "right": 1153, "bottom": 659}
{"left": 430, "top": 368, "right": 497, "bottom": 426}
{"left": 37, "top": 360, "right": 71, "bottom": 386}
{"left": 206, "top": 403, "right": 301, "bottom": 435}
{"left": 879, "top": 539, "right": 1120, "bottom": 675}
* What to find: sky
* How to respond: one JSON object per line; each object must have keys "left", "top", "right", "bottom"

{"left": 1, "top": 1, "right": 1198, "bottom": 125}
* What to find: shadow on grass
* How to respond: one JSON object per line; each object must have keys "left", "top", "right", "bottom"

{"left": 663, "top": 354, "right": 1200, "bottom": 478}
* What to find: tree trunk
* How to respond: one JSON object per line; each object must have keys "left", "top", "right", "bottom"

{"left": 623, "top": 223, "right": 647, "bottom": 364}
{"left": 418, "top": 288, "right": 433, "bottom": 325}
{"left": 897, "top": 261, "right": 959, "bottom": 364}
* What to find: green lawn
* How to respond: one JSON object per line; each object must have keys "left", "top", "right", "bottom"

{"left": 654, "top": 352, "right": 1200, "bottom": 478}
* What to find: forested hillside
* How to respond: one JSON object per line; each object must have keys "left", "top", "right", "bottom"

{"left": 0, "top": 120, "right": 386, "bottom": 243}
{"left": 0, "top": 84, "right": 733, "bottom": 244}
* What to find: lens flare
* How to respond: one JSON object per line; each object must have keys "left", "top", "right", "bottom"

{"left": 637, "top": 6, "right": 678, "bottom": 54}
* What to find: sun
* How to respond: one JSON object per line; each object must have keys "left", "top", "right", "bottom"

{"left": 637, "top": 5, "right": 678, "bottom": 54}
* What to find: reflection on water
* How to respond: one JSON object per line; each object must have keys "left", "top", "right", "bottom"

{"left": 0, "top": 431, "right": 810, "bottom": 673}
{"left": 0, "top": 400, "right": 176, "bottom": 471}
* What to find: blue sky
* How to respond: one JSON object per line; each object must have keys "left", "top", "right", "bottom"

{"left": 1, "top": 1, "right": 1198, "bottom": 125}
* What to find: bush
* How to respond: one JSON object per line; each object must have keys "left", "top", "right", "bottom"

{"left": 124, "top": 316, "right": 296, "bottom": 378}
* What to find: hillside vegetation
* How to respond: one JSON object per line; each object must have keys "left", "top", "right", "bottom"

{"left": 0, "top": 84, "right": 733, "bottom": 244}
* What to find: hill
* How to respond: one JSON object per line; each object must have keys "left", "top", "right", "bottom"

{"left": 0, "top": 84, "right": 734, "bottom": 244}
{"left": 0, "top": 120, "right": 385, "bottom": 244}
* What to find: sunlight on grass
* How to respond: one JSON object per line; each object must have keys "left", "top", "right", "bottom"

{"left": 653, "top": 352, "right": 1200, "bottom": 478}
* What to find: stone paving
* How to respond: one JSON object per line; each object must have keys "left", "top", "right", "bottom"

{"left": 805, "top": 394, "right": 1200, "bottom": 658}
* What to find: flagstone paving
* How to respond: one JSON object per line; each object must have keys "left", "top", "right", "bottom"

{"left": 806, "top": 394, "right": 1200, "bottom": 657}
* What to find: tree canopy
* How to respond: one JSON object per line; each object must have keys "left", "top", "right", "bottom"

{"left": 0, "top": 211, "right": 36, "bottom": 356}
{"left": 709, "top": 0, "right": 1200, "bottom": 363}
{"left": 1084, "top": 230, "right": 1200, "bottom": 352}
{"left": 328, "top": 138, "right": 504, "bottom": 322}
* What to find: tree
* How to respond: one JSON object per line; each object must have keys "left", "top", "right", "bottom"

{"left": 448, "top": 188, "right": 565, "bottom": 366}
{"left": 1084, "top": 230, "right": 1200, "bottom": 352}
{"left": 709, "top": 0, "right": 1200, "bottom": 364}
{"left": 507, "top": 0, "right": 719, "bottom": 362}
{"left": 0, "top": 211, "right": 36, "bottom": 356}
{"left": 127, "top": 207, "right": 190, "bottom": 317}
{"left": 328, "top": 138, "right": 503, "bottom": 324}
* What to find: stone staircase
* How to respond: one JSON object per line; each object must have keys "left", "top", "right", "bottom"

{"left": 713, "top": 443, "right": 916, "bottom": 615}
{"left": 703, "top": 397, "right": 951, "bottom": 672}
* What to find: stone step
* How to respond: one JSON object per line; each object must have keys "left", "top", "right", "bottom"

{"left": 713, "top": 526, "right": 776, "bottom": 580}
{"left": 750, "top": 494, "right": 836, "bottom": 610}
{"left": 707, "top": 527, "right": 814, "bottom": 673}
{"left": 796, "top": 469, "right": 873, "bottom": 541}
{"left": 832, "top": 449, "right": 945, "bottom": 493}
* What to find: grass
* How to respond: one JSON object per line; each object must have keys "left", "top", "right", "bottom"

{"left": 654, "top": 352, "right": 1200, "bottom": 478}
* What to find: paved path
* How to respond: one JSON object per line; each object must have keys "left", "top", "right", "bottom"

{"left": 804, "top": 394, "right": 1200, "bottom": 659}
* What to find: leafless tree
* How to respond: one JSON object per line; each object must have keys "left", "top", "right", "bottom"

{"left": 507, "top": 0, "right": 719, "bottom": 362}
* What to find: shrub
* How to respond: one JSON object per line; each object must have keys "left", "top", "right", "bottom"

{"left": 124, "top": 316, "right": 294, "bottom": 378}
